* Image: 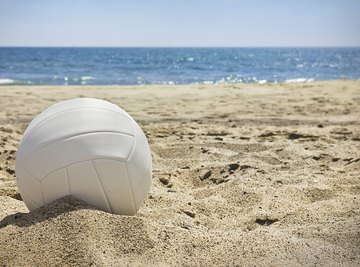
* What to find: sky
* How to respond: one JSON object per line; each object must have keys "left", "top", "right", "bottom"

{"left": 0, "top": 0, "right": 359, "bottom": 47}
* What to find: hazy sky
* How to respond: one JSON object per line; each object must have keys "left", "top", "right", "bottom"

{"left": 0, "top": 0, "right": 359, "bottom": 47}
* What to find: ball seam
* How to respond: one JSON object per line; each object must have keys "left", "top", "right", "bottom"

{"left": 39, "top": 157, "right": 128, "bottom": 182}
{"left": 23, "top": 131, "right": 134, "bottom": 160}
{"left": 21, "top": 106, "right": 132, "bottom": 144}
{"left": 65, "top": 167, "right": 71, "bottom": 195}
{"left": 16, "top": 159, "right": 43, "bottom": 208}
{"left": 39, "top": 180, "right": 46, "bottom": 206}
{"left": 124, "top": 163, "right": 137, "bottom": 214}
{"left": 126, "top": 119, "right": 138, "bottom": 163}
{"left": 92, "top": 160, "right": 113, "bottom": 214}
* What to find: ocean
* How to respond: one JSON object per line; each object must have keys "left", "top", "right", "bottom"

{"left": 0, "top": 47, "right": 359, "bottom": 85}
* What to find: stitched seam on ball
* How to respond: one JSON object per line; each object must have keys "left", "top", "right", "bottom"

{"left": 16, "top": 161, "right": 41, "bottom": 208}
{"left": 125, "top": 163, "right": 137, "bottom": 213}
{"left": 22, "top": 107, "right": 132, "bottom": 143}
{"left": 136, "top": 153, "right": 152, "bottom": 209}
{"left": 40, "top": 157, "right": 127, "bottom": 182}
{"left": 20, "top": 156, "right": 41, "bottom": 182}
{"left": 23, "top": 131, "right": 134, "bottom": 160}
{"left": 17, "top": 160, "right": 41, "bottom": 208}
{"left": 65, "top": 167, "right": 71, "bottom": 195}
{"left": 92, "top": 160, "right": 113, "bottom": 214}
{"left": 126, "top": 119, "right": 138, "bottom": 163}
{"left": 143, "top": 153, "right": 152, "bottom": 182}
{"left": 39, "top": 180, "right": 46, "bottom": 205}
{"left": 19, "top": 158, "right": 45, "bottom": 207}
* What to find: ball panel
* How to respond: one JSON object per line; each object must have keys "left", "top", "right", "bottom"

{"left": 41, "top": 168, "right": 70, "bottom": 204}
{"left": 67, "top": 160, "right": 111, "bottom": 213}
{"left": 21, "top": 108, "right": 134, "bottom": 157}
{"left": 24, "top": 98, "right": 130, "bottom": 137}
{"left": 126, "top": 119, "right": 152, "bottom": 211}
{"left": 23, "top": 133, "right": 134, "bottom": 180}
{"left": 15, "top": 162, "right": 44, "bottom": 209}
{"left": 93, "top": 159, "right": 136, "bottom": 215}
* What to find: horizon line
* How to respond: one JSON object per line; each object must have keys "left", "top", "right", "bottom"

{"left": 1, "top": 45, "right": 360, "bottom": 49}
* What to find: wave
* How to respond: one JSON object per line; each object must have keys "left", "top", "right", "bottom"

{"left": 0, "top": 78, "right": 17, "bottom": 85}
{"left": 0, "top": 78, "right": 32, "bottom": 85}
{"left": 81, "top": 76, "right": 95, "bottom": 81}
{"left": 0, "top": 76, "right": 314, "bottom": 86}
{"left": 52, "top": 76, "right": 96, "bottom": 84}
{"left": 285, "top": 78, "right": 314, "bottom": 83}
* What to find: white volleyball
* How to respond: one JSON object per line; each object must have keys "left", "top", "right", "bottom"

{"left": 15, "top": 98, "right": 152, "bottom": 215}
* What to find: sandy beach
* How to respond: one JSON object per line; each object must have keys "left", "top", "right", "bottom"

{"left": 0, "top": 80, "right": 359, "bottom": 266}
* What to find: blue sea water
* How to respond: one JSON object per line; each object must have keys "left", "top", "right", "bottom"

{"left": 0, "top": 47, "right": 359, "bottom": 85}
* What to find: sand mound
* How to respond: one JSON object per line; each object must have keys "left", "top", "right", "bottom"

{"left": 0, "top": 196, "right": 153, "bottom": 266}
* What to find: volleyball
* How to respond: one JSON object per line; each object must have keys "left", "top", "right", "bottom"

{"left": 15, "top": 98, "right": 152, "bottom": 215}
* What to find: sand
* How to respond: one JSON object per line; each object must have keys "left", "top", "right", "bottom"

{"left": 0, "top": 80, "right": 359, "bottom": 266}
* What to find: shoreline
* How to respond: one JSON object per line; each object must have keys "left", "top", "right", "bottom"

{"left": 1, "top": 80, "right": 359, "bottom": 266}
{"left": 0, "top": 78, "right": 359, "bottom": 87}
